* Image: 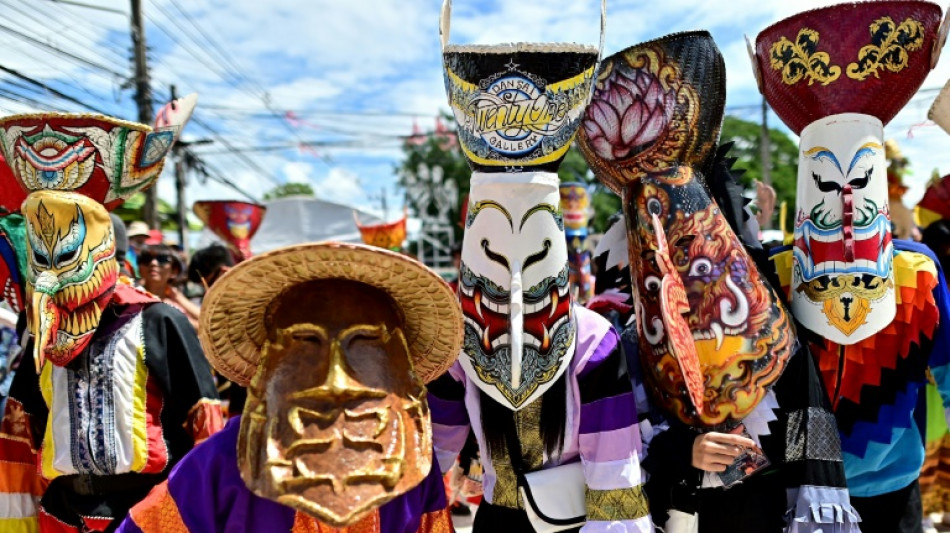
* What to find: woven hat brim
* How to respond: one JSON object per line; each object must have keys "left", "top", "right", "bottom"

{"left": 198, "top": 242, "right": 463, "bottom": 387}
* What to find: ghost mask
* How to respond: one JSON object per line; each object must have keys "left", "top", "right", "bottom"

{"left": 792, "top": 113, "right": 894, "bottom": 344}
{"left": 22, "top": 190, "right": 118, "bottom": 369}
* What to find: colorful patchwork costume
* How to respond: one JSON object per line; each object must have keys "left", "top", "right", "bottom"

{"left": 751, "top": 2, "right": 950, "bottom": 530}
{"left": 578, "top": 31, "right": 858, "bottom": 531}
{"left": 119, "top": 242, "right": 463, "bottom": 533}
{"left": 0, "top": 96, "right": 225, "bottom": 532}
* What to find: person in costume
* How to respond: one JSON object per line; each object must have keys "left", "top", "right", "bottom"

{"left": 0, "top": 95, "right": 225, "bottom": 533}
{"left": 750, "top": 2, "right": 950, "bottom": 530}
{"left": 428, "top": 2, "right": 652, "bottom": 531}
{"left": 577, "top": 31, "right": 859, "bottom": 532}
{"left": 192, "top": 200, "right": 266, "bottom": 263}
{"left": 118, "top": 242, "right": 461, "bottom": 533}
{"left": 559, "top": 183, "right": 594, "bottom": 305}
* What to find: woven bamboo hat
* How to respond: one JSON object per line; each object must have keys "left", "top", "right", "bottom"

{"left": 198, "top": 241, "right": 463, "bottom": 387}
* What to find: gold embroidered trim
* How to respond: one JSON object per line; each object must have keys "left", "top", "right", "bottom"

{"left": 585, "top": 485, "right": 649, "bottom": 521}
{"left": 769, "top": 29, "right": 841, "bottom": 86}
{"left": 846, "top": 17, "right": 925, "bottom": 81}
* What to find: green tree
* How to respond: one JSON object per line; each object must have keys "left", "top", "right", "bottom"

{"left": 263, "top": 182, "right": 315, "bottom": 200}
{"left": 719, "top": 115, "right": 799, "bottom": 231}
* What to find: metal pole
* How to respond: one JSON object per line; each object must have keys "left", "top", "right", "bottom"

{"left": 759, "top": 96, "right": 773, "bottom": 229}
{"left": 130, "top": 0, "right": 158, "bottom": 229}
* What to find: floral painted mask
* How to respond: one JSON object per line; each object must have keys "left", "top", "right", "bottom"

{"left": 578, "top": 32, "right": 794, "bottom": 428}
{"left": 23, "top": 191, "right": 118, "bottom": 368}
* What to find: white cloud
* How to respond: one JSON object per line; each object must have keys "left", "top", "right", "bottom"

{"left": 282, "top": 161, "right": 314, "bottom": 184}
{"left": 313, "top": 167, "right": 363, "bottom": 205}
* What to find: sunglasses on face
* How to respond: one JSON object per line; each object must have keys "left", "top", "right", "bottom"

{"left": 140, "top": 254, "right": 174, "bottom": 266}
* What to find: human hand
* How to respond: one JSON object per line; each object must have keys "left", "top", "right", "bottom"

{"left": 691, "top": 432, "right": 759, "bottom": 472}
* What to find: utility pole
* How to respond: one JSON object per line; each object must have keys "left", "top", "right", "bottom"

{"left": 130, "top": 0, "right": 157, "bottom": 228}
{"left": 759, "top": 96, "right": 773, "bottom": 229}
{"left": 170, "top": 86, "right": 188, "bottom": 252}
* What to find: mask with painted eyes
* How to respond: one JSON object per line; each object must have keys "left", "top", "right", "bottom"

{"left": 459, "top": 174, "right": 575, "bottom": 410}
{"left": 578, "top": 32, "right": 794, "bottom": 428}
{"left": 751, "top": 1, "right": 944, "bottom": 343}
{"left": 193, "top": 200, "right": 266, "bottom": 261}
{"left": 22, "top": 191, "right": 118, "bottom": 368}
{"left": 239, "top": 279, "right": 430, "bottom": 528}
{"left": 442, "top": 5, "right": 600, "bottom": 410}
{"left": 792, "top": 115, "right": 894, "bottom": 344}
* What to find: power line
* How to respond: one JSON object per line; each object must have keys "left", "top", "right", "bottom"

{"left": 6, "top": 0, "right": 129, "bottom": 66}
{"left": 43, "top": 0, "right": 127, "bottom": 15}
{"left": 0, "top": 20, "right": 124, "bottom": 78}
{"left": 0, "top": 64, "right": 111, "bottom": 114}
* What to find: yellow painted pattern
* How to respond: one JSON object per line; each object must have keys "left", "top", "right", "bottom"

{"left": 0, "top": 517, "right": 38, "bottom": 533}
{"left": 38, "top": 363, "right": 56, "bottom": 480}
{"left": 130, "top": 343, "right": 149, "bottom": 472}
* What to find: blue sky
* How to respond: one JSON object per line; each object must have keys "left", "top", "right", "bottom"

{"left": 1, "top": 0, "right": 949, "bottom": 218}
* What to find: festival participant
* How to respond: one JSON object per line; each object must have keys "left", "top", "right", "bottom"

{"left": 429, "top": 2, "right": 652, "bottom": 531}
{"left": 187, "top": 243, "right": 235, "bottom": 290}
{"left": 578, "top": 31, "right": 858, "bottom": 531}
{"left": 0, "top": 95, "right": 224, "bottom": 533}
{"left": 560, "top": 183, "right": 594, "bottom": 304}
{"left": 192, "top": 200, "right": 266, "bottom": 262}
{"left": 118, "top": 242, "right": 462, "bottom": 533}
{"left": 750, "top": 2, "right": 950, "bottom": 530}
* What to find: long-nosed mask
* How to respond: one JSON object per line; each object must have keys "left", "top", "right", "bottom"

{"left": 240, "top": 280, "right": 430, "bottom": 528}
{"left": 459, "top": 174, "right": 575, "bottom": 410}
{"left": 22, "top": 191, "right": 117, "bottom": 368}
{"left": 578, "top": 32, "right": 794, "bottom": 429}
{"left": 752, "top": 0, "right": 945, "bottom": 344}
{"left": 441, "top": 0, "right": 600, "bottom": 410}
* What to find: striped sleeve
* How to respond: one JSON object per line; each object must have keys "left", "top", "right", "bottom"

{"left": 0, "top": 392, "right": 46, "bottom": 533}
{"left": 427, "top": 364, "right": 471, "bottom": 474}
{"left": 577, "top": 329, "right": 653, "bottom": 532}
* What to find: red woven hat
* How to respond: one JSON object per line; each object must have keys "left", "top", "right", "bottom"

{"left": 0, "top": 94, "right": 197, "bottom": 210}
{"left": 193, "top": 200, "right": 266, "bottom": 261}
{"left": 753, "top": 1, "right": 946, "bottom": 134}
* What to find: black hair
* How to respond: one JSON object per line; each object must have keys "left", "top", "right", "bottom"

{"left": 187, "top": 243, "right": 236, "bottom": 285}
{"left": 479, "top": 372, "right": 567, "bottom": 463}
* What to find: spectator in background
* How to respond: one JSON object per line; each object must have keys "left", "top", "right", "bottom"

{"left": 186, "top": 243, "right": 244, "bottom": 415}
{"left": 187, "top": 243, "right": 235, "bottom": 291}
{"left": 138, "top": 243, "right": 201, "bottom": 329}
{"left": 126, "top": 220, "right": 150, "bottom": 276}
{"left": 110, "top": 214, "right": 135, "bottom": 278}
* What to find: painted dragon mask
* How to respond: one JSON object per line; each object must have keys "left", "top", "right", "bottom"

{"left": 578, "top": 31, "right": 794, "bottom": 429}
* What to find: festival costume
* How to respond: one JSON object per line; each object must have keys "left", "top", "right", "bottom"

{"left": 119, "top": 242, "right": 463, "bottom": 533}
{"left": 577, "top": 31, "right": 857, "bottom": 531}
{"left": 912, "top": 83, "right": 950, "bottom": 517}
{"left": 0, "top": 95, "right": 225, "bottom": 533}
{"left": 751, "top": 2, "right": 950, "bottom": 529}
{"left": 192, "top": 200, "right": 266, "bottom": 262}
{"left": 429, "top": 2, "right": 651, "bottom": 531}
{"left": 559, "top": 183, "right": 594, "bottom": 304}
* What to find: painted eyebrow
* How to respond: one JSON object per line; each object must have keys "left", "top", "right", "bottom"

{"left": 847, "top": 142, "right": 882, "bottom": 176}
{"left": 468, "top": 200, "right": 512, "bottom": 230}
{"left": 804, "top": 146, "right": 843, "bottom": 175}
{"left": 519, "top": 203, "right": 562, "bottom": 232}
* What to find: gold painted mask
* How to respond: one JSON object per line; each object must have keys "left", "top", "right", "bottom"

{"left": 239, "top": 279, "right": 430, "bottom": 527}
{"left": 22, "top": 190, "right": 117, "bottom": 369}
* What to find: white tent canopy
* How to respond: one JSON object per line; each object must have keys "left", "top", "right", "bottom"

{"left": 194, "top": 196, "right": 383, "bottom": 254}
